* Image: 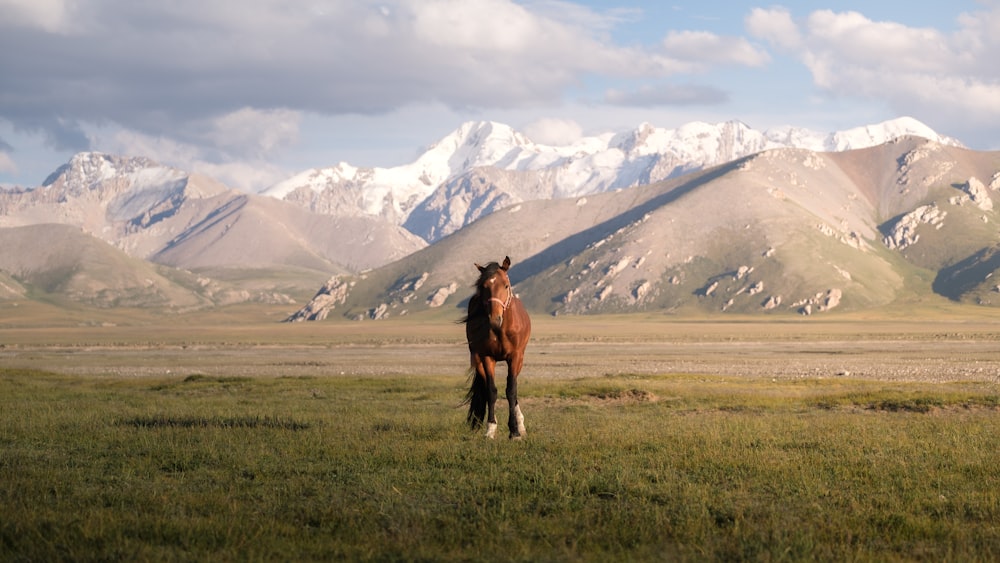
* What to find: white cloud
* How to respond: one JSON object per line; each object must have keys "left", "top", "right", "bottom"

{"left": 746, "top": 7, "right": 801, "bottom": 49}
{"left": 0, "top": 0, "right": 74, "bottom": 33}
{"left": 202, "top": 108, "right": 301, "bottom": 159}
{"left": 750, "top": 6, "right": 1000, "bottom": 146}
{"left": 98, "top": 127, "right": 288, "bottom": 192}
{"left": 0, "top": 0, "right": 697, "bottom": 152}
{"left": 805, "top": 10, "right": 954, "bottom": 73}
{"left": 10, "top": 2, "right": 753, "bottom": 123}
{"left": 189, "top": 160, "right": 289, "bottom": 194}
{"left": 0, "top": 151, "right": 17, "bottom": 175}
{"left": 412, "top": 0, "right": 540, "bottom": 51}
{"left": 522, "top": 118, "right": 583, "bottom": 146}
{"left": 10, "top": 1, "right": 998, "bottom": 186}
{"left": 10, "top": 0, "right": 787, "bottom": 186}
{"left": 604, "top": 83, "right": 728, "bottom": 106}
{"left": 84, "top": 106, "right": 302, "bottom": 191}
{"left": 661, "top": 30, "right": 770, "bottom": 68}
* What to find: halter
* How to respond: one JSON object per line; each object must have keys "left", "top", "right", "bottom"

{"left": 487, "top": 290, "right": 512, "bottom": 312}
{"left": 484, "top": 285, "right": 513, "bottom": 326}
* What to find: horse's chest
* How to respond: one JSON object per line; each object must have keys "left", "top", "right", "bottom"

{"left": 484, "top": 331, "right": 512, "bottom": 358}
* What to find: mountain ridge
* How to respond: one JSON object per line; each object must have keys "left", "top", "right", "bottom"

{"left": 286, "top": 135, "right": 1000, "bottom": 321}
{"left": 261, "top": 117, "right": 962, "bottom": 242}
{"left": 0, "top": 152, "right": 426, "bottom": 308}
{"left": 0, "top": 117, "right": 991, "bottom": 317}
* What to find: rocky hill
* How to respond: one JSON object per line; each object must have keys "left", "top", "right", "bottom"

{"left": 287, "top": 137, "right": 1000, "bottom": 321}
{"left": 0, "top": 224, "right": 212, "bottom": 308}
{"left": 0, "top": 118, "right": 989, "bottom": 317}
{"left": 0, "top": 153, "right": 425, "bottom": 307}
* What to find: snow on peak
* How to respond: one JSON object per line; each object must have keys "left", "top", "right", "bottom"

{"left": 415, "top": 120, "right": 535, "bottom": 176}
{"left": 826, "top": 116, "right": 962, "bottom": 151}
{"left": 261, "top": 116, "right": 959, "bottom": 225}
{"left": 263, "top": 120, "right": 542, "bottom": 217}
{"left": 43, "top": 152, "right": 180, "bottom": 190}
{"left": 763, "top": 116, "right": 962, "bottom": 152}
{"left": 263, "top": 162, "right": 360, "bottom": 200}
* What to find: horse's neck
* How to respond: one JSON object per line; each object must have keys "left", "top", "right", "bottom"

{"left": 469, "top": 294, "right": 485, "bottom": 316}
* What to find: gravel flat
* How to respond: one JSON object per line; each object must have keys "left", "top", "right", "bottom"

{"left": 5, "top": 334, "right": 1000, "bottom": 383}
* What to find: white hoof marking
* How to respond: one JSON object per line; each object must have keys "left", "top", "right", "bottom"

{"left": 515, "top": 405, "right": 526, "bottom": 436}
{"left": 485, "top": 422, "right": 498, "bottom": 439}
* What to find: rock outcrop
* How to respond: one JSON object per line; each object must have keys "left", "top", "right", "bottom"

{"left": 284, "top": 276, "right": 353, "bottom": 322}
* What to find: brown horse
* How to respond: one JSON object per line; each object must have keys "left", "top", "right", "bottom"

{"left": 462, "top": 256, "right": 531, "bottom": 439}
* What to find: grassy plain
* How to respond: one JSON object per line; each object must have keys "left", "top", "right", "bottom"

{"left": 2, "top": 305, "right": 1000, "bottom": 560}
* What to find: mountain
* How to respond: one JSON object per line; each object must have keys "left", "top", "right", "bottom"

{"left": 2, "top": 152, "right": 229, "bottom": 259}
{"left": 0, "top": 224, "right": 211, "bottom": 308}
{"left": 286, "top": 136, "right": 1000, "bottom": 321}
{"left": 0, "top": 153, "right": 425, "bottom": 306}
{"left": 263, "top": 117, "right": 962, "bottom": 242}
{"left": 0, "top": 118, "right": 985, "bottom": 316}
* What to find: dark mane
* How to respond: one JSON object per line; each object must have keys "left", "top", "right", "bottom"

{"left": 458, "top": 262, "right": 502, "bottom": 325}
{"left": 458, "top": 299, "right": 484, "bottom": 326}
{"left": 474, "top": 262, "right": 502, "bottom": 289}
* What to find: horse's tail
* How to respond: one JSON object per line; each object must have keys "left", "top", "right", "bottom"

{"left": 464, "top": 366, "right": 487, "bottom": 429}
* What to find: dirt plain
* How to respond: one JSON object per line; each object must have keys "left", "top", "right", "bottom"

{"left": 3, "top": 313, "right": 1000, "bottom": 384}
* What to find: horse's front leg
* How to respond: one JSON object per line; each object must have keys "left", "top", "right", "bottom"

{"left": 483, "top": 357, "right": 499, "bottom": 439}
{"left": 506, "top": 355, "right": 526, "bottom": 439}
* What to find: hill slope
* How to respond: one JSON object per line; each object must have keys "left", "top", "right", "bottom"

{"left": 0, "top": 224, "right": 211, "bottom": 308}
{"left": 0, "top": 153, "right": 425, "bottom": 303}
{"left": 287, "top": 137, "right": 1000, "bottom": 321}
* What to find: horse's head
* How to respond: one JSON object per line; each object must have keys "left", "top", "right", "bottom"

{"left": 475, "top": 256, "right": 513, "bottom": 331}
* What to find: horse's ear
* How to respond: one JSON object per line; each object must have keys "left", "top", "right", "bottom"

{"left": 501, "top": 256, "right": 511, "bottom": 270}
{"left": 475, "top": 263, "right": 486, "bottom": 273}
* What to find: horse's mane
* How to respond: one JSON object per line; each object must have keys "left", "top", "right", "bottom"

{"left": 458, "top": 262, "right": 502, "bottom": 325}
{"left": 474, "top": 262, "right": 502, "bottom": 289}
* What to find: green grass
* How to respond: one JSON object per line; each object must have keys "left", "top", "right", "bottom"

{"left": 2, "top": 367, "right": 1000, "bottom": 561}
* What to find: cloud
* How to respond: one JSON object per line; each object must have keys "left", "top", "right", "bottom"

{"left": 189, "top": 160, "right": 289, "bottom": 194}
{"left": 745, "top": 7, "right": 801, "bottom": 50}
{"left": 0, "top": 1, "right": 676, "bottom": 134}
{"left": 522, "top": 118, "right": 583, "bottom": 146}
{"left": 604, "top": 83, "right": 729, "bottom": 106}
{"left": 199, "top": 108, "right": 302, "bottom": 160}
{"left": 747, "top": 6, "right": 1000, "bottom": 146}
{"left": 0, "top": 0, "right": 74, "bottom": 33}
{"left": 95, "top": 127, "right": 289, "bottom": 192}
{"left": 0, "top": 1, "right": 775, "bottom": 141}
{"left": 805, "top": 10, "right": 955, "bottom": 74}
{"left": 9, "top": 117, "right": 90, "bottom": 152}
{"left": 0, "top": 152, "right": 16, "bottom": 176}
{"left": 661, "top": 30, "right": 770, "bottom": 68}
{"left": 6, "top": 0, "right": 753, "bottom": 181}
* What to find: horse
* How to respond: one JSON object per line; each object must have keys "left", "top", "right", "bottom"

{"left": 461, "top": 256, "right": 532, "bottom": 439}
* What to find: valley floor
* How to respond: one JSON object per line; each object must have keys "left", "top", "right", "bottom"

{"left": 4, "top": 312, "right": 1000, "bottom": 561}
{"left": 3, "top": 314, "right": 1000, "bottom": 383}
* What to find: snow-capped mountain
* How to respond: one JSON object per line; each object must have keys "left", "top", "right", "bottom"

{"left": 261, "top": 117, "right": 963, "bottom": 242}
{"left": 0, "top": 152, "right": 231, "bottom": 257}
{"left": 764, "top": 116, "right": 956, "bottom": 152}
{"left": 6, "top": 116, "right": 1000, "bottom": 320}
{"left": 0, "top": 152, "right": 426, "bottom": 307}
{"left": 287, "top": 135, "right": 1000, "bottom": 322}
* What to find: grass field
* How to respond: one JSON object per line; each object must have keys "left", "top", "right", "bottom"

{"left": 2, "top": 311, "right": 1000, "bottom": 560}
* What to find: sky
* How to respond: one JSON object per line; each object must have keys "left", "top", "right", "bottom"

{"left": 1, "top": 0, "right": 999, "bottom": 192}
